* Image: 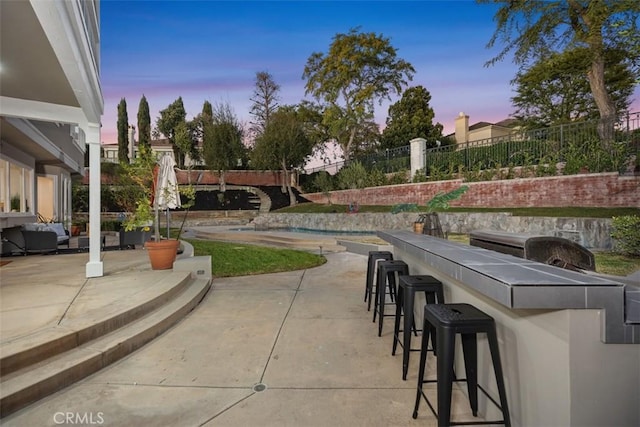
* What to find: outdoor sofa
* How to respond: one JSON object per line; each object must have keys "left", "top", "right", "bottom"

{"left": 20, "top": 222, "right": 70, "bottom": 254}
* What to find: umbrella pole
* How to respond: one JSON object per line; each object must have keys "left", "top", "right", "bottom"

{"left": 166, "top": 209, "right": 170, "bottom": 239}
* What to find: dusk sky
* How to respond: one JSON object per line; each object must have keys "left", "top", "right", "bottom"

{"left": 100, "top": 0, "right": 640, "bottom": 147}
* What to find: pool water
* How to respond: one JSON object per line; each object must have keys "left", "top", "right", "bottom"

{"left": 230, "top": 227, "right": 377, "bottom": 236}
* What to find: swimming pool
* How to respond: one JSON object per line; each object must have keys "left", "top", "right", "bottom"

{"left": 230, "top": 227, "right": 377, "bottom": 236}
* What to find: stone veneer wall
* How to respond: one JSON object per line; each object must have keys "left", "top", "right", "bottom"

{"left": 250, "top": 212, "right": 613, "bottom": 249}
{"left": 302, "top": 172, "right": 639, "bottom": 208}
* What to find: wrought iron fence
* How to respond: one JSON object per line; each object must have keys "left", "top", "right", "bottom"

{"left": 423, "top": 112, "right": 639, "bottom": 176}
{"left": 353, "top": 145, "right": 411, "bottom": 173}
{"left": 303, "top": 111, "right": 639, "bottom": 178}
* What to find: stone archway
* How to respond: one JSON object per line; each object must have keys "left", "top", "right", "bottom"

{"left": 191, "top": 184, "right": 271, "bottom": 213}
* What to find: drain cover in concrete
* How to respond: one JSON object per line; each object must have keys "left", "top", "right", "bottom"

{"left": 252, "top": 383, "right": 267, "bottom": 392}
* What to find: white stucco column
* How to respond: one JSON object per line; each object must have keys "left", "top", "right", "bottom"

{"left": 85, "top": 122, "right": 103, "bottom": 278}
{"left": 410, "top": 137, "right": 427, "bottom": 179}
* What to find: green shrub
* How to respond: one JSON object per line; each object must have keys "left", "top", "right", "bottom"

{"left": 300, "top": 171, "right": 334, "bottom": 193}
{"left": 412, "top": 168, "right": 428, "bottom": 183}
{"left": 101, "top": 220, "right": 122, "bottom": 232}
{"left": 367, "top": 168, "right": 388, "bottom": 187}
{"left": 387, "top": 170, "right": 409, "bottom": 185}
{"left": 72, "top": 182, "right": 89, "bottom": 212}
{"left": 337, "top": 161, "right": 369, "bottom": 189}
{"left": 312, "top": 171, "right": 335, "bottom": 203}
{"left": 563, "top": 138, "right": 629, "bottom": 175}
{"left": 611, "top": 215, "right": 640, "bottom": 256}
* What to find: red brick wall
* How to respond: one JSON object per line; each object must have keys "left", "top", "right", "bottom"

{"left": 303, "top": 173, "right": 640, "bottom": 208}
{"left": 86, "top": 169, "right": 288, "bottom": 186}
{"left": 176, "top": 170, "right": 287, "bottom": 186}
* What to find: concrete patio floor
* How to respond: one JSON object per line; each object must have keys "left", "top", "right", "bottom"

{"left": 1, "top": 235, "right": 490, "bottom": 426}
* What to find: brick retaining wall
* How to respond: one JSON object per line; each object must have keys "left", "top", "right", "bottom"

{"left": 176, "top": 170, "right": 287, "bottom": 186}
{"left": 302, "top": 173, "right": 639, "bottom": 208}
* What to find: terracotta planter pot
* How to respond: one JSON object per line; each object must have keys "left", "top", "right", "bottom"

{"left": 145, "top": 239, "right": 180, "bottom": 270}
{"left": 70, "top": 225, "right": 81, "bottom": 237}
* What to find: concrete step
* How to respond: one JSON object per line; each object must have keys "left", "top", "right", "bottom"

{"left": 0, "top": 272, "right": 193, "bottom": 376}
{"left": 0, "top": 278, "right": 211, "bottom": 418}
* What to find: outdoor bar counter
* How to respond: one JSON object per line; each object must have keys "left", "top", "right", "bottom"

{"left": 378, "top": 230, "right": 640, "bottom": 427}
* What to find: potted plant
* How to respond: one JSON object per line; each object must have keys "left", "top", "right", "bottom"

{"left": 70, "top": 220, "right": 85, "bottom": 237}
{"left": 390, "top": 186, "right": 469, "bottom": 237}
{"left": 120, "top": 146, "right": 192, "bottom": 269}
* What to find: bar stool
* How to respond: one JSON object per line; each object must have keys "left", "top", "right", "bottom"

{"left": 373, "top": 260, "right": 408, "bottom": 337}
{"left": 413, "top": 303, "right": 511, "bottom": 427}
{"left": 364, "top": 251, "right": 393, "bottom": 311}
{"left": 392, "top": 275, "right": 444, "bottom": 380}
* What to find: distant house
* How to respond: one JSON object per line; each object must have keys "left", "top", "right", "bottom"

{"left": 102, "top": 126, "right": 204, "bottom": 167}
{"left": 448, "top": 112, "right": 518, "bottom": 144}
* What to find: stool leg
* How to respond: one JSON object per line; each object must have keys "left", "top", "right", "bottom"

{"left": 437, "top": 329, "right": 456, "bottom": 427}
{"left": 425, "top": 292, "right": 437, "bottom": 354}
{"left": 402, "top": 287, "right": 415, "bottom": 380}
{"left": 461, "top": 333, "right": 479, "bottom": 416}
{"left": 366, "top": 258, "right": 384, "bottom": 310}
{"left": 373, "top": 267, "right": 383, "bottom": 323}
{"left": 487, "top": 329, "right": 511, "bottom": 427}
{"left": 377, "top": 273, "right": 386, "bottom": 336}
{"left": 392, "top": 285, "right": 404, "bottom": 356}
{"left": 388, "top": 270, "right": 397, "bottom": 303}
{"left": 412, "top": 316, "right": 431, "bottom": 419}
{"left": 378, "top": 270, "right": 393, "bottom": 337}
{"left": 364, "top": 256, "right": 373, "bottom": 303}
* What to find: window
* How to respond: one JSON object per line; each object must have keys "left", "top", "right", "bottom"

{"left": 0, "top": 158, "right": 33, "bottom": 214}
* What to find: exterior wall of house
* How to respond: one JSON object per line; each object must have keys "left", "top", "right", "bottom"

{"left": 0, "top": 0, "right": 102, "bottom": 234}
{"left": 301, "top": 173, "right": 639, "bottom": 208}
{"left": 468, "top": 124, "right": 512, "bottom": 141}
{"left": 102, "top": 143, "right": 205, "bottom": 167}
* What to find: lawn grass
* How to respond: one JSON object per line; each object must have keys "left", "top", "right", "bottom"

{"left": 276, "top": 203, "right": 639, "bottom": 218}
{"left": 593, "top": 252, "right": 640, "bottom": 277}
{"left": 185, "top": 238, "right": 326, "bottom": 277}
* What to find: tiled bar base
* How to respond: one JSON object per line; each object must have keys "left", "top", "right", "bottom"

{"left": 378, "top": 230, "right": 640, "bottom": 427}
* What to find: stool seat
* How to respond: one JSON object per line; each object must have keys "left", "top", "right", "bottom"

{"left": 413, "top": 303, "right": 511, "bottom": 427}
{"left": 392, "top": 275, "right": 444, "bottom": 380}
{"left": 373, "top": 260, "right": 408, "bottom": 337}
{"left": 364, "top": 251, "right": 393, "bottom": 311}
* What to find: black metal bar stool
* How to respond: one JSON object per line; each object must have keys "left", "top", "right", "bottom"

{"left": 392, "top": 275, "right": 444, "bottom": 380}
{"left": 413, "top": 303, "right": 511, "bottom": 427}
{"left": 373, "top": 260, "right": 408, "bottom": 337}
{"left": 364, "top": 251, "right": 393, "bottom": 311}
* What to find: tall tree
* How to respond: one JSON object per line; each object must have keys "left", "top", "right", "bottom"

{"left": 303, "top": 27, "right": 415, "bottom": 161}
{"left": 511, "top": 47, "right": 635, "bottom": 128}
{"left": 117, "top": 98, "right": 129, "bottom": 164}
{"left": 202, "top": 100, "right": 213, "bottom": 119}
{"left": 155, "top": 97, "right": 187, "bottom": 166}
{"left": 137, "top": 95, "right": 151, "bottom": 150}
{"left": 251, "top": 106, "right": 314, "bottom": 206}
{"left": 174, "top": 120, "right": 200, "bottom": 167}
{"left": 198, "top": 100, "right": 215, "bottom": 170}
{"left": 202, "top": 102, "right": 244, "bottom": 193}
{"left": 249, "top": 71, "right": 280, "bottom": 140}
{"left": 381, "top": 86, "right": 444, "bottom": 150}
{"left": 481, "top": 0, "right": 640, "bottom": 142}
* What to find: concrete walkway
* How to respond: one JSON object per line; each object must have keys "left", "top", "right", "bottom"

{"left": 1, "top": 239, "right": 484, "bottom": 426}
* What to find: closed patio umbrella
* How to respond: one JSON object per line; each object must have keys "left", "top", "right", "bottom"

{"left": 155, "top": 154, "right": 181, "bottom": 240}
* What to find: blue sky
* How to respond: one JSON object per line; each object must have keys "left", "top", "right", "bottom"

{"left": 100, "top": 0, "right": 639, "bottom": 146}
